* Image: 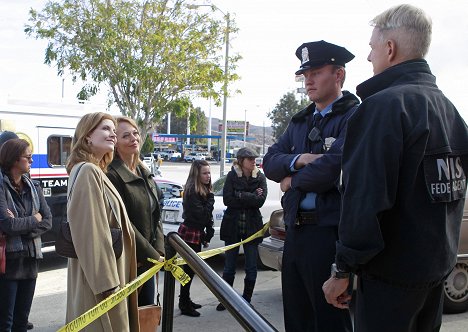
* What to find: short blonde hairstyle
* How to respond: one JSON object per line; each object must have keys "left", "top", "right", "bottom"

{"left": 66, "top": 112, "right": 116, "bottom": 174}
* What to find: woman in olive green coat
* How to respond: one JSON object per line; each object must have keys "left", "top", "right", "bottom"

{"left": 107, "top": 116, "right": 165, "bottom": 306}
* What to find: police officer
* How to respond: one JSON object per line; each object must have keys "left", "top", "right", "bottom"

{"left": 263, "top": 40, "right": 358, "bottom": 332}
{"left": 322, "top": 5, "right": 468, "bottom": 332}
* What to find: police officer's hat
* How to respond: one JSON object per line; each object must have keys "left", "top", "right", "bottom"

{"left": 295, "top": 40, "right": 354, "bottom": 75}
{"left": 237, "top": 147, "right": 259, "bottom": 159}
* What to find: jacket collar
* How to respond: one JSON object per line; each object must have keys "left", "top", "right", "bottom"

{"left": 291, "top": 90, "right": 359, "bottom": 123}
{"left": 232, "top": 161, "right": 259, "bottom": 178}
{"left": 109, "top": 158, "right": 151, "bottom": 183}
{"left": 356, "top": 59, "right": 435, "bottom": 100}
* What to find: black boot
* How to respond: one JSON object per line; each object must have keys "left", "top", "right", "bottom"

{"left": 216, "top": 275, "right": 235, "bottom": 311}
{"left": 242, "top": 279, "right": 256, "bottom": 303}
{"left": 179, "top": 296, "right": 201, "bottom": 317}
{"left": 189, "top": 298, "right": 202, "bottom": 309}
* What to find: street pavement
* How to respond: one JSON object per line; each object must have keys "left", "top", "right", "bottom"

{"left": 29, "top": 247, "right": 468, "bottom": 332}
{"left": 30, "top": 252, "right": 285, "bottom": 332}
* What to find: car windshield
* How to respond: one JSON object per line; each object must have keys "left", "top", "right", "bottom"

{"left": 158, "top": 182, "right": 183, "bottom": 199}
{"left": 213, "top": 175, "right": 226, "bottom": 196}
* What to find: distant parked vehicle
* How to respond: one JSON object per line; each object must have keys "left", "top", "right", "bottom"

{"left": 161, "top": 149, "right": 181, "bottom": 161}
{"left": 184, "top": 152, "right": 206, "bottom": 162}
{"left": 255, "top": 157, "right": 263, "bottom": 168}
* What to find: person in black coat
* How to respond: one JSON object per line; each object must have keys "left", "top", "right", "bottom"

{"left": 177, "top": 160, "right": 214, "bottom": 317}
{"left": 323, "top": 5, "right": 468, "bottom": 331}
{"left": 216, "top": 147, "right": 267, "bottom": 311}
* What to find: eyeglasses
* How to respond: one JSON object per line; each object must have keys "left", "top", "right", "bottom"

{"left": 21, "top": 155, "right": 33, "bottom": 161}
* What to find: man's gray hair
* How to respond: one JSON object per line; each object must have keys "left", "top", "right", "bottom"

{"left": 371, "top": 4, "right": 432, "bottom": 59}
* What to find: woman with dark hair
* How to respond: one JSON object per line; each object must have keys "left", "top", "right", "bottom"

{"left": 65, "top": 112, "right": 139, "bottom": 331}
{"left": 216, "top": 147, "right": 267, "bottom": 311}
{"left": 177, "top": 160, "right": 214, "bottom": 317}
{"left": 107, "top": 116, "right": 165, "bottom": 306}
{"left": 0, "top": 138, "right": 52, "bottom": 331}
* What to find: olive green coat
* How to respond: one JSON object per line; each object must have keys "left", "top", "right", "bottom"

{"left": 107, "top": 159, "right": 165, "bottom": 264}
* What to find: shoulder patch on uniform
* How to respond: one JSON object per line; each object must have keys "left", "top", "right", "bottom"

{"left": 424, "top": 155, "right": 466, "bottom": 202}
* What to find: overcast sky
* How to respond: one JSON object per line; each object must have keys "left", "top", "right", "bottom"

{"left": 0, "top": 0, "right": 467, "bottom": 127}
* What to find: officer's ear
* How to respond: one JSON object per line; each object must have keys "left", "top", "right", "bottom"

{"left": 333, "top": 66, "right": 345, "bottom": 87}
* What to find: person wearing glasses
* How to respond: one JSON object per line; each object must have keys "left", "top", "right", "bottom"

{"left": 0, "top": 138, "right": 52, "bottom": 331}
{"left": 262, "top": 41, "right": 359, "bottom": 332}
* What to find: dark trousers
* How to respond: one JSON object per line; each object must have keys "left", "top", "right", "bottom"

{"left": 137, "top": 266, "right": 156, "bottom": 306}
{"left": 179, "top": 241, "right": 201, "bottom": 300}
{"left": 354, "top": 276, "right": 444, "bottom": 332}
{"left": 282, "top": 225, "right": 352, "bottom": 332}
{"left": 223, "top": 239, "right": 258, "bottom": 282}
{"left": 0, "top": 278, "right": 37, "bottom": 332}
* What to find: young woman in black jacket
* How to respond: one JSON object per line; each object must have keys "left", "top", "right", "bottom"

{"left": 216, "top": 147, "right": 267, "bottom": 311}
{"left": 177, "top": 160, "right": 214, "bottom": 317}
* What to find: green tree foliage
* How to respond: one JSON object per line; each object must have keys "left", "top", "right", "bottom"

{"left": 25, "top": 0, "right": 240, "bottom": 140}
{"left": 141, "top": 134, "right": 155, "bottom": 155}
{"left": 268, "top": 92, "right": 309, "bottom": 140}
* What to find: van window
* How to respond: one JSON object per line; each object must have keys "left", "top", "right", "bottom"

{"left": 48, "top": 135, "right": 72, "bottom": 167}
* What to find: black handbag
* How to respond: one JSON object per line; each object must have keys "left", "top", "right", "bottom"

{"left": 55, "top": 163, "right": 123, "bottom": 259}
{"left": 55, "top": 222, "right": 122, "bottom": 258}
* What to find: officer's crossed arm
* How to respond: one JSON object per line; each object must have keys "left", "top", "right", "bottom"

{"left": 294, "top": 153, "right": 323, "bottom": 169}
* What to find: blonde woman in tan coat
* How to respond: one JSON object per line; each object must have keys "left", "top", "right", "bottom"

{"left": 65, "top": 112, "right": 139, "bottom": 331}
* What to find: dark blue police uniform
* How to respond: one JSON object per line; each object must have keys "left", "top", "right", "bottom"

{"left": 263, "top": 40, "right": 359, "bottom": 332}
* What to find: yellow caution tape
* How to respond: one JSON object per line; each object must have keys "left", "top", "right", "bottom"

{"left": 162, "top": 255, "right": 191, "bottom": 286}
{"left": 57, "top": 261, "right": 164, "bottom": 332}
{"left": 57, "top": 221, "right": 270, "bottom": 332}
{"left": 173, "top": 222, "right": 270, "bottom": 265}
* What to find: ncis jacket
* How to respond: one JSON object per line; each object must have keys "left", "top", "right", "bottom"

{"left": 263, "top": 91, "right": 359, "bottom": 227}
{"left": 220, "top": 163, "right": 267, "bottom": 245}
{"left": 107, "top": 159, "right": 165, "bottom": 264}
{"left": 336, "top": 60, "right": 468, "bottom": 287}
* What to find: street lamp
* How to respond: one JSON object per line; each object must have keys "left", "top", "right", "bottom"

{"left": 243, "top": 109, "right": 247, "bottom": 147}
{"left": 188, "top": 3, "right": 230, "bottom": 176}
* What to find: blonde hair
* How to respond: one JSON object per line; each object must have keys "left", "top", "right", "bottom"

{"left": 66, "top": 112, "right": 116, "bottom": 174}
{"left": 371, "top": 4, "right": 432, "bottom": 59}
{"left": 114, "top": 116, "right": 143, "bottom": 171}
{"left": 185, "top": 160, "right": 212, "bottom": 198}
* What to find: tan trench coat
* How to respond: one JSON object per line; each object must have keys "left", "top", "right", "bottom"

{"left": 65, "top": 163, "right": 139, "bottom": 332}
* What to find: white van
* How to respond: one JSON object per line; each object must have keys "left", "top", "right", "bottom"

{"left": 0, "top": 98, "right": 110, "bottom": 247}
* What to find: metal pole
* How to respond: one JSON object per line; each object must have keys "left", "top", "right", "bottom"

{"left": 161, "top": 238, "right": 176, "bottom": 332}
{"left": 263, "top": 120, "right": 266, "bottom": 155}
{"left": 243, "top": 109, "right": 247, "bottom": 147}
{"left": 166, "top": 232, "right": 278, "bottom": 332}
{"left": 207, "top": 96, "right": 212, "bottom": 155}
{"left": 219, "top": 13, "right": 229, "bottom": 177}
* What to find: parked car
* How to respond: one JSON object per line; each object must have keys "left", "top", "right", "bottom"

{"left": 184, "top": 152, "right": 206, "bottom": 163}
{"left": 154, "top": 178, "right": 184, "bottom": 200}
{"left": 160, "top": 149, "right": 181, "bottom": 161}
{"left": 161, "top": 175, "right": 282, "bottom": 252}
{"left": 255, "top": 157, "right": 263, "bottom": 168}
{"left": 258, "top": 199, "right": 468, "bottom": 314}
{"left": 143, "top": 156, "right": 154, "bottom": 169}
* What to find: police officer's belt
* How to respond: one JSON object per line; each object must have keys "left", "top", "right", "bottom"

{"left": 295, "top": 211, "right": 318, "bottom": 226}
